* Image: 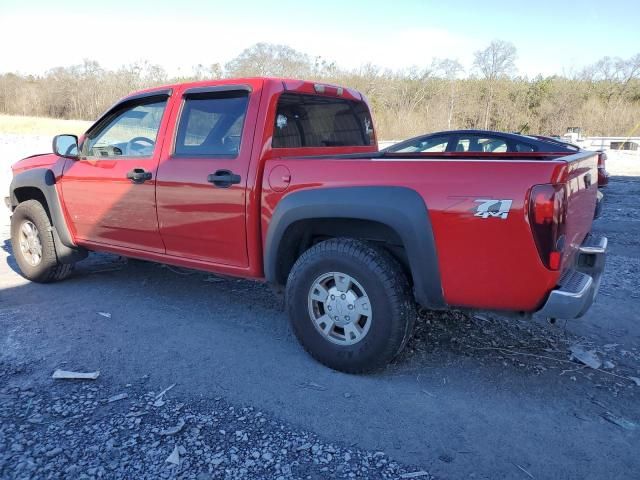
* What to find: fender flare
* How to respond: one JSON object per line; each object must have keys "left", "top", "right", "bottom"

{"left": 9, "top": 168, "right": 87, "bottom": 264}
{"left": 264, "top": 186, "right": 445, "bottom": 308}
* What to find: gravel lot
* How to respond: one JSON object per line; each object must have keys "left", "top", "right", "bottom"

{"left": 1, "top": 134, "right": 639, "bottom": 479}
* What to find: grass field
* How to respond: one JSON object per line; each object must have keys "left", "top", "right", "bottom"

{"left": 0, "top": 114, "right": 92, "bottom": 136}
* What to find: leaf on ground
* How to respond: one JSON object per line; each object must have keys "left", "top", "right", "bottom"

{"left": 298, "top": 381, "right": 327, "bottom": 391}
{"left": 204, "top": 276, "right": 224, "bottom": 283}
{"left": 155, "top": 383, "right": 176, "bottom": 400}
{"left": 165, "top": 445, "right": 180, "bottom": 465}
{"left": 107, "top": 393, "right": 128, "bottom": 403}
{"left": 52, "top": 369, "right": 100, "bottom": 380}
{"left": 125, "top": 411, "right": 147, "bottom": 417}
{"left": 569, "top": 345, "right": 602, "bottom": 369}
{"left": 400, "top": 471, "right": 431, "bottom": 479}
{"left": 160, "top": 419, "right": 185, "bottom": 436}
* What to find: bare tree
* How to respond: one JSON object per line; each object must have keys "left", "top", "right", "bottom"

{"left": 225, "top": 43, "right": 314, "bottom": 78}
{"left": 433, "top": 58, "right": 464, "bottom": 129}
{"left": 473, "top": 40, "right": 517, "bottom": 129}
{"left": 190, "top": 63, "right": 223, "bottom": 81}
{"left": 0, "top": 43, "right": 639, "bottom": 139}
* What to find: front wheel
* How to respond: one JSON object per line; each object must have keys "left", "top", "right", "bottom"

{"left": 285, "top": 238, "right": 416, "bottom": 373}
{"left": 10, "top": 200, "right": 73, "bottom": 282}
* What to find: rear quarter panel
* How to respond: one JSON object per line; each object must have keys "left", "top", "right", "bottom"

{"left": 262, "top": 157, "right": 568, "bottom": 312}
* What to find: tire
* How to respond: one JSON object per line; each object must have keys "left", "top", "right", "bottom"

{"left": 10, "top": 200, "right": 73, "bottom": 283}
{"left": 285, "top": 238, "right": 416, "bottom": 373}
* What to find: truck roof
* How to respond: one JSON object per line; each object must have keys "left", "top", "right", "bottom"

{"left": 123, "top": 77, "right": 364, "bottom": 102}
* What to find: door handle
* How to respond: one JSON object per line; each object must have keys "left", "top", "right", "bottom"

{"left": 126, "top": 168, "right": 152, "bottom": 184}
{"left": 207, "top": 169, "right": 241, "bottom": 188}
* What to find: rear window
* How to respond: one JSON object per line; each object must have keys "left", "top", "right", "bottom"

{"left": 175, "top": 91, "right": 249, "bottom": 157}
{"left": 272, "top": 93, "right": 374, "bottom": 148}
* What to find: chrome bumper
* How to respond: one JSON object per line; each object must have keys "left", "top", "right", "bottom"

{"left": 537, "top": 235, "right": 607, "bottom": 319}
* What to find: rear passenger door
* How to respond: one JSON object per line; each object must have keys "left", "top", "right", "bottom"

{"left": 155, "top": 85, "right": 259, "bottom": 267}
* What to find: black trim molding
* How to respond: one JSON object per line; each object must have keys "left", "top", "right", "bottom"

{"left": 264, "top": 186, "right": 445, "bottom": 308}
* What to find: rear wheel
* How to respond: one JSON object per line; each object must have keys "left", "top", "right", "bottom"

{"left": 10, "top": 200, "right": 73, "bottom": 282}
{"left": 286, "top": 238, "right": 416, "bottom": 373}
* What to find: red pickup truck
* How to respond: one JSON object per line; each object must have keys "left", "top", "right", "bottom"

{"left": 7, "top": 77, "right": 607, "bottom": 373}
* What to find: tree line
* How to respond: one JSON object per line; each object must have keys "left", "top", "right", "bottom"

{"left": 1, "top": 41, "right": 638, "bottom": 140}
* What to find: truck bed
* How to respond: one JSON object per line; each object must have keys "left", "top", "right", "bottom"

{"left": 262, "top": 150, "right": 599, "bottom": 312}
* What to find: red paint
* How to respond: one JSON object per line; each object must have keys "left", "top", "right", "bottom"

{"left": 260, "top": 155, "right": 596, "bottom": 311}
{"left": 11, "top": 77, "right": 600, "bottom": 313}
{"left": 597, "top": 151, "right": 610, "bottom": 186}
{"left": 267, "top": 165, "right": 292, "bottom": 192}
{"left": 528, "top": 183, "right": 567, "bottom": 271}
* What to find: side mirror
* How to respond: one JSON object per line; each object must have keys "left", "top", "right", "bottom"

{"left": 53, "top": 134, "right": 79, "bottom": 158}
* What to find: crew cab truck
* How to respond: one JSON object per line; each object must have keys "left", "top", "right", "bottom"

{"left": 7, "top": 78, "right": 607, "bottom": 373}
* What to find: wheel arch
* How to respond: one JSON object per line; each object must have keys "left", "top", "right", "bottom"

{"left": 12, "top": 186, "right": 50, "bottom": 216}
{"left": 9, "top": 168, "right": 87, "bottom": 263}
{"left": 264, "top": 186, "right": 445, "bottom": 309}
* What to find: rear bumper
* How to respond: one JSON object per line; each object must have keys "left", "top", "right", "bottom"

{"left": 536, "top": 235, "right": 607, "bottom": 319}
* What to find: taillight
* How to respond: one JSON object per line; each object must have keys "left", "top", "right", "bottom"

{"left": 528, "top": 184, "right": 567, "bottom": 270}
{"left": 597, "top": 151, "right": 607, "bottom": 168}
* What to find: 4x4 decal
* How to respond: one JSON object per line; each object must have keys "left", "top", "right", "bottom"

{"left": 474, "top": 199, "right": 513, "bottom": 220}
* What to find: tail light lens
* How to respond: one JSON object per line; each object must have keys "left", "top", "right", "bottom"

{"left": 597, "top": 151, "right": 609, "bottom": 186}
{"left": 597, "top": 151, "right": 607, "bottom": 168}
{"left": 528, "top": 184, "right": 567, "bottom": 270}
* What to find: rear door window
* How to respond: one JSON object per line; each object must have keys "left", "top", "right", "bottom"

{"left": 272, "top": 93, "right": 374, "bottom": 148}
{"left": 175, "top": 91, "right": 249, "bottom": 157}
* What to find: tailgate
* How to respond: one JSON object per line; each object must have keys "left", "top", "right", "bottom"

{"left": 535, "top": 150, "right": 607, "bottom": 319}
{"left": 560, "top": 151, "right": 599, "bottom": 268}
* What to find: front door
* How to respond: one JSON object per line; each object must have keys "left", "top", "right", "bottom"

{"left": 60, "top": 95, "right": 170, "bottom": 252}
{"left": 155, "top": 84, "right": 260, "bottom": 267}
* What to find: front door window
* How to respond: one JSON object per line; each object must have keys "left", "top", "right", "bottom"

{"left": 81, "top": 100, "right": 167, "bottom": 158}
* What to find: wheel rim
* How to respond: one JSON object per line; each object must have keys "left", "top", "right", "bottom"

{"left": 19, "top": 220, "right": 43, "bottom": 267}
{"left": 307, "top": 271, "right": 372, "bottom": 346}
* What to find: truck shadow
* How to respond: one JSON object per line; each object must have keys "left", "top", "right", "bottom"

{"left": 5, "top": 234, "right": 637, "bottom": 387}
{"left": 2, "top": 175, "right": 638, "bottom": 383}
{"left": 2, "top": 239, "right": 19, "bottom": 273}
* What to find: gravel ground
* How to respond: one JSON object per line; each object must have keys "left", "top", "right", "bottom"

{"left": 1, "top": 134, "right": 639, "bottom": 479}
{"left": 0, "top": 380, "right": 429, "bottom": 479}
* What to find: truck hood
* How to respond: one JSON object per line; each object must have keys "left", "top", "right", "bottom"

{"left": 12, "top": 153, "right": 60, "bottom": 175}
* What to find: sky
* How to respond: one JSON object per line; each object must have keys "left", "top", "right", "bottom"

{"left": 1, "top": 0, "right": 639, "bottom": 78}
